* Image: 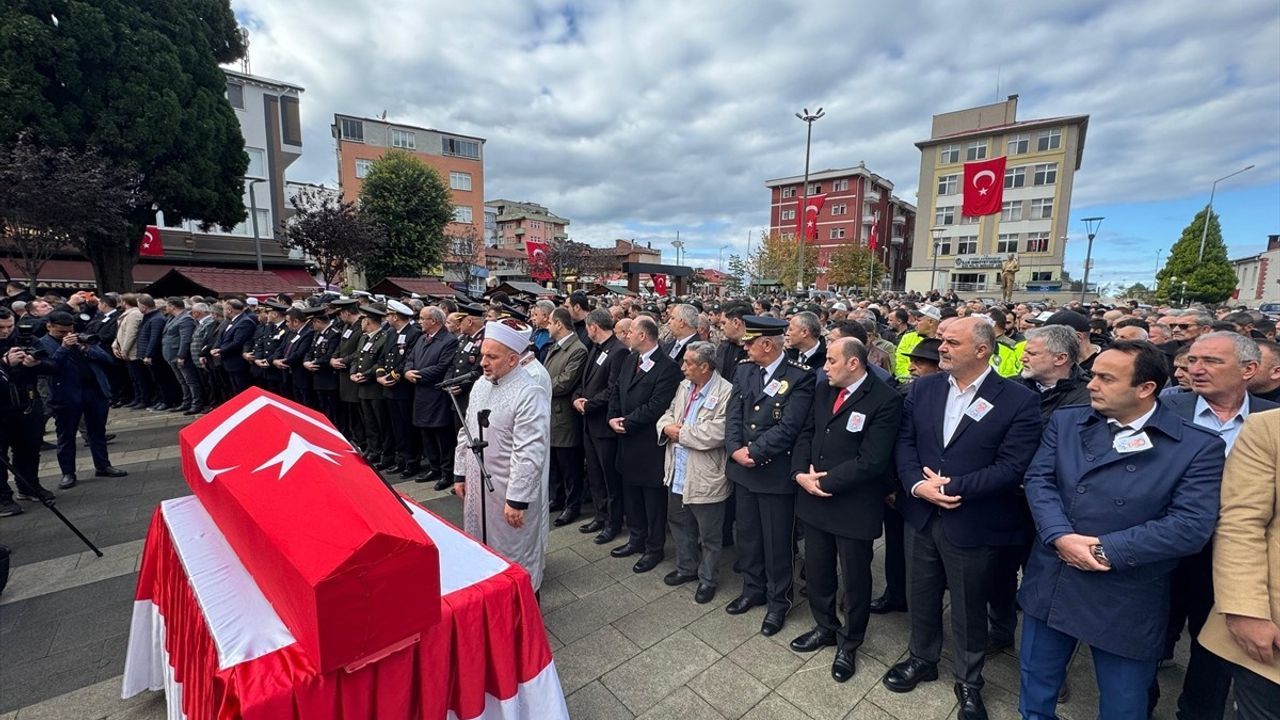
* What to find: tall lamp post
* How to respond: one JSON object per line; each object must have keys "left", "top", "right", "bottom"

{"left": 672, "top": 233, "right": 684, "bottom": 266}
{"left": 245, "top": 177, "right": 268, "bottom": 272}
{"left": 1080, "top": 216, "right": 1105, "bottom": 304}
{"left": 929, "top": 226, "right": 945, "bottom": 293}
{"left": 1198, "top": 164, "right": 1255, "bottom": 261}
{"left": 718, "top": 244, "right": 729, "bottom": 272}
{"left": 794, "top": 107, "right": 825, "bottom": 294}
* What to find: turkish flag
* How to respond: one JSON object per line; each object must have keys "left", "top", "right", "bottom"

{"left": 653, "top": 273, "right": 668, "bottom": 296}
{"left": 139, "top": 225, "right": 164, "bottom": 257}
{"left": 962, "top": 157, "right": 1007, "bottom": 216}
{"left": 795, "top": 193, "right": 827, "bottom": 242}
{"left": 525, "top": 240, "right": 552, "bottom": 281}
{"left": 868, "top": 212, "right": 880, "bottom": 251}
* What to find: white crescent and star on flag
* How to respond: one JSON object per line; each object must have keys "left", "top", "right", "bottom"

{"left": 141, "top": 227, "right": 158, "bottom": 250}
{"left": 972, "top": 169, "right": 996, "bottom": 196}
{"left": 192, "top": 396, "right": 357, "bottom": 483}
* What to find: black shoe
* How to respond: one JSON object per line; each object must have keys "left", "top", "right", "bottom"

{"left": 95, "top": 466, "right": 128, "bottom": 478}
{"left": 399, "top": 466, "right": 421, "bottom": 480}
{"left": 761, "top": 610, "right": 787, "bottom": 636}
{"left": 610, "top": 541, "right": 642, "bottom": 558}
{"left": 632, "top": 552, "right": 662, "bottom": 573}
{"left": 663, "top": 571, "right": 698, "bottom": 587}
{"left": 694, "top": 583, "right": 717, "bottom": 604}
{"left": 883, "top": 658, "right": 939, "bottom": 693}
{"left": 59, "top": 474, "right": 78, "bottom": 489}
{"left": 104, "top": 433, "right": 117, "bottom": 442}
{"left": 725, "top": 595, "right": 766, "bottom": 615}
{"left": 985, "top": 636, "right": 1014, "bottom": 656}
{"left": 413, "top": 470, "right": 437, "bottom": 484}
{"left": 789, "top": 628, "right": 837, "bottom": 653}
{"left": 183, "top": 406, "right": 203, "bottom": 415}
{"left": 169, "top": 404, "right": 188, "bottom": 413}
{"left": 593, "top": 527, "right": 619, "bottom": 545}
{"left": 40, "top": 441, "right": 56, "bottom": 451}
{"left": 869, "top": 596, "right": 908, "bottom": 614}
{"left": 832, "top": 649, "right": 857, "bottom": 683}
{"left": 149, "top": 403, "right": 169, "bottom": 412}
{"left": 384, "top": 464, "right": 405, "bottom": 476}
{"left": 954, "top": 683, "right": 988, "bottom": 720}
{"left": 433, "top": 476, "right": 455, "bottom": 491}
{"left": 0, "top": 501, "right": 23, "bottom": 517}
{"left": 579, "top": 518, "right": 606, "bottom": 534}
{"left": 553, "top": 508, "right": 581, "bottom": 527}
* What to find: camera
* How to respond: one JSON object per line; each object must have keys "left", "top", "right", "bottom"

{"left": 75, "top": 334, "right": 100, "bottom": 346}
{"left": 19, "top": 346, "right": 46, "bottom": 360}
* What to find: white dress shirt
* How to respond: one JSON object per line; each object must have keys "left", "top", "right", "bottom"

{"left": 943, "top": 366, "right": 993, "bottom": 445}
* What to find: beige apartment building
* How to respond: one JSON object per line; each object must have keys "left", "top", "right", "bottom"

{"left": 907, "top": 95, "right": 1088, "bottom": 294}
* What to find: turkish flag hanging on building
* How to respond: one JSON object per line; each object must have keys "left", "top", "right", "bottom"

{"left": 962, "top": 157, "right": 1007, "bottom": 217}
{"left": 653, "top": 274, "right": 668, "bottom": 296}
{"left": 139, "top": 225, "right": 164, "bottom": 257}
{"left": 795, "top": 193, "right": 827, "bottom": 242}
{"left": 525, "top": 240, "right": 552, "bottom": 281}
{"left": 868, "top": 212, "right": 880, "bottom": 251}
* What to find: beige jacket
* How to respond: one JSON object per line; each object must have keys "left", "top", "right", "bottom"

{"left": 656, "top": 373, "right": 733, "bottom": 505}
{"left": 1201, "top": 408, "right": 1280, "bottom": 682}
{"left": 113, "top": 306, "right": 143, "bottom": 360}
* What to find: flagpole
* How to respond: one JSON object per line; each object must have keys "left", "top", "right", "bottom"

{"left": 795, "top": 108, "right": 825, "bottom": 294}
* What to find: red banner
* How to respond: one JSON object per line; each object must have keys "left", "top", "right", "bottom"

{"left": 962, "top": 157, "right": 1007, "bottom": 217}
{"left": 140, "top": 225, "right": 164, "bottom": 257}
{"left": 653, "top": 273, "right": 668, "bottom": 296}
{"left": 795, "top": 193, "right": 827, "bottom": 242}
{"left": 868, "top": 212, "right": 880, "bottom": 251}
{"left": 525, "top": 240, "right": 551, "bottom": 281}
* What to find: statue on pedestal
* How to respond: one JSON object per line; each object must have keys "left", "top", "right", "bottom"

{"left": 1000, "top": 254, "right": 1020, "bottom": 303}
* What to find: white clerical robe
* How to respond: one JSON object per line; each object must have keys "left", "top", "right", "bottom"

{"left": 455, "top": 361, "right": 552, "bottom": 589}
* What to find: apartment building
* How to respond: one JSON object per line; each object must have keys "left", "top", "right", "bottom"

{"left": 1232, "top": 234, "right": 1280, "bottom": 306}
{"left": 484, "top": 199, "right": 570, "bottom": 251}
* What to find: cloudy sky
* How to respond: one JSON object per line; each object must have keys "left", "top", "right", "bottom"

{"left": 233, "top": 0, "right": 1279, "bottom": 291}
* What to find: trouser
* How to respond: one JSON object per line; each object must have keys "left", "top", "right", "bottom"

{"left": 989, "top": 540, "right": 1030, "bottom": 644}
{"left": 734, "top": 484, "right": 796, "bottom": 614}
{"left": 227, "top": 367, "right": 251, "bottom": 396}
{"left": 419, "top": 425, "right": 454, "bottom": 478}
{"left": 360, "top": 397, "right": 395, "bottom": 461}
{"left": 149, "top": 358, "right": 180, "bottom": 405}
{"left": 667, "top": 493, "right": 724, "bottom": 586}
{"left": 804, "top": 524, "right": 874, "bottom": 652}
{"left": 129, "top": 359, "right": 152, "bottom": 404}
{"left": 171, "top": 360, "right": 202, "bottom": 408}
{"left": 0, "top": 407, "right": 45, "bottom": 502}
{"left": 1168, "top": 542, "right": 1231, "bottom": 720}
{"left": 340, "top": 400, "right": 365, "bottom": 449}
{"left": 387, "top": 397, "right": 418, "bottom": 468}
{"left": 906, "top": 515, "right": 999, "bottom": 689}
{"left": 623, "top": 484, "right": 666, "bottom": 555}
{"left": 313, "top": 389, "right": 338, "bottom": 426}
{"left": 196, "top": 364, "right": 213, "bottom": 406}
{"left": 549, "top": 445, "right": 584, "bottom": 511}
{"left": 882, "top": 502, "right": 907, "bottom": 604}
{"left": 1232, "top": 664, "right": 1280, "bottom": 720}
{"left": 722, "top": 485, "right": 736, "bottom": 546}
{"left": 1019, "top": 613, "right": 1157, "bottom": 720}
{"left": 108, "top": 358, "right": 131, "bottom": 404}
{"left": 584, "top": 432, "right": 622, "bottom": 531}
{"left": 53, "top": 394, "right": 111, "bottom": 475}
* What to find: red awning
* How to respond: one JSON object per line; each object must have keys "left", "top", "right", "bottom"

{"left": 0, "top": 258, "right": 174, "bottom": 289}
{"left": 273, "top": 267, "right": 321, "bottom": 291}
{"left": 141, "top": 268, "right": 315, "bottom": 297}
{"left": 368, "top": 277, "right": 461, "bottom": 298}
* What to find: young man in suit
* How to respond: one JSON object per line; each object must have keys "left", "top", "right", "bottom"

{"left": 789, "top": 337, "right": 903, "bottom": 682}
{"left": 884, "top": 316, "right": 1042, "bottom": 720}
{"left": 574, "top": 309, "right": 630, "bottom": 544}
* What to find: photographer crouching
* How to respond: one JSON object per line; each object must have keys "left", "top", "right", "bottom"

{"left": 0, "top": 308, "right": 55, "bottom": 517}
{"left": 35, "top": 311, "right": 127, "bottom": 490}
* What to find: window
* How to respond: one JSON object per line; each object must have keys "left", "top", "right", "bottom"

{"left": 232, "top": 209, "right": 271, "bottom": 238}
{"left": 960, "top": 213, "right": 979, "bottom": 225}
{"left": 956, "top": 236, "right": 978, "bottom": 255}
{"left": 781, "top": 187, "right": 796, "bottom": 198}
{"left": 1001, "top": 201, "right": 1023, "bottom": 222}
{"left": 442, "top": 137, "right": 481, "bottom": 159}
{"left": 830, "top": 204, "right": 847, "bottom": 216}
{"left": 997, "top": 234, "right": 1019, "bottom": 254}
{"left": 832, "top": 179, "right": 848, "bottom": 192}
{"left": 782, "top": 232, "right": 796, "bottom": 240}
{"left": 966, "top": 141, "right": 988, "bottom": 161}
{"left": 390, "top": 128, "right": 416, "bottom": 149}
{"left": 280, "top": 97, "right": 301, "bottom": 146}
{"left": 829, "top": 228, "right": 846, "bottom": 240}
{"left": 226, "top": 82, "right": 244, "bottom": 109}
{"left": 1033, "top": 162, "right": 1057, "bottom": 186}
{"left": 807, "top": 183, "right": 822, "bottom": 195}
{"left": 340, "top": 118, "right": 364, "bottom": 142}
{"left": 1030, "top": 198, "right": 1054, "bottom": 220}
{"left": 452, "top": 205, "right": 474, "bottom": 224}
{"left": 245, "top": 147, "right": 266, "bottom": 179}
{"left": 1005, "top": 166, "right": 1026, "bottom": 189}
{"left": 936, "top": 239, "right": 953, "bottom": 256}
{"left": 934, "top": 207, "right": 955, "bottom": 226}
{"left": 939, "top": 144, "right": 960, "bottom": 164}
{"left": 1037, "top": 128, "right": 1061, "bottom": 151}
{"left": 1031, "top": 271, "right": 1053, "bottom": 282}
{"left": 781, "top": 209, "right": 796, "bottom": 221}
{"left": 354, "top": 158, "right": 373, "bottom": 179}
{"left": 937, "top": 174, "right": 959, "bottom": 196}
{"left": 1007, "top": 134, "right": 1029, "bottom": 155}
{"left": 1025, "top": 232, "right": 1049, "bottom": 253}
{"left": 449, "top": 171, "right": 472, "bottom": 191}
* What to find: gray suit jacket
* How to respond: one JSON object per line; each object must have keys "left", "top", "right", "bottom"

{"left": 161, "top": 311, "right": 196, "bottom": 362}
{"left": 1161, "top": 391, "right": 1278, "bottom": 427}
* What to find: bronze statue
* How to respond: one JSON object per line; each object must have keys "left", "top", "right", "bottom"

{"left": 1000, "top": 254, "right": 1020, "bottom": 303}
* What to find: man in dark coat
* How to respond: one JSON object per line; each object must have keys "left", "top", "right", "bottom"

{"left": 136, "top": 295, "right": 172, "bottom": 410}
{"left": 404, "top": 305, "right": 458, "bottom": 490}
{"left": 274, "top": 307, "right": 315, "bottom": 406}
{"left": 213, "top": 298, "right": 258, "bottom": 396}
{"left": 304, "top": 308, "right": 341, "bottom": 423}
{"left": 574, "top": 309, "right": 629, "bottom": 543}
{"left": 328, "top": 299, "right": 365, "bottom": 449}
{"left": 378, "top": 300, "right": 423, "bottom": 478}
{"left": 351, "top": 305, "right": 393, "bottom": 467}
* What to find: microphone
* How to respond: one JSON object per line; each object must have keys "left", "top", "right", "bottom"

{"left": 437, "top": 370, "right": 480, "bottom": 389}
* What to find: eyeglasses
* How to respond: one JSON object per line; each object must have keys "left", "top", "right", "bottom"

{"left": 1168, "top": 323, "right": 1196, "bottom": 329}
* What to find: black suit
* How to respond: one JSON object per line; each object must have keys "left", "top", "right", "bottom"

{"left": 793, "top": 372, "right": 903, "bottom": 651}
{"left": 786, "top": 338, "right": 826, "bottom": 370}
{"left": 407, "top": 329, "right": 458, "bottom": 478}
{"left": 381, "top": 322, "right": 423, "bottom": 470}
{"left": 662, "top": 334, "right": 696, "bottom": 365}
{"left": 726, "top": 357, "right": 816, "bottom": 613}
{"left": 608, "top": 347, "right": 681, "bottom": 554}
{"left": 577, "top": 334, "right": 628, "bottom": 530}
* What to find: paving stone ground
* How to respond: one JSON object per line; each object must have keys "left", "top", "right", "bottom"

{"left": 0, "top": 406, "right": 1203, "bottom": 719}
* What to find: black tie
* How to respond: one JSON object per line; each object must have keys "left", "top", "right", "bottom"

{"left": 1109, "top": 424, "right": 1131, "bottom": 437}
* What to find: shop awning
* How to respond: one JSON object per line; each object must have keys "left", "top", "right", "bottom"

{"left": 368, "top": 277, "right": 464, "bottom": 299}
{"left": 0, "top": 258, "right": 174, "bottom": 290}
{"left": 141, "top": 268, "right": 317, "bottom": 298}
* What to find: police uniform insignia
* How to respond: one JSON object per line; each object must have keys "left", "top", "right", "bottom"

{"left": 777, "top": 379, "right": 789, "bottom": 396}
{"left": 772, "top": 405, "right": 783, "bottom": 421}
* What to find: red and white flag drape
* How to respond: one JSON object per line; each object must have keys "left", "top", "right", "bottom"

{"left": 795, "top": 193, "right": 827, "bottom": 241}
{"left": 962, "top": 157, "right": 1007, "bottom": 217}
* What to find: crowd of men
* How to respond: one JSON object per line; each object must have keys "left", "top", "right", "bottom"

{"left": 3, "top": 276, "right": 1280, "bottom": 719}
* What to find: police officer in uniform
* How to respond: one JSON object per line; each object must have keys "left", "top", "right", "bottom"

{"left": 442, "top": 303, "right": 487, "bottom": 427}
{"left": 351, "top": 303, "right": 394, "bottom": 466}
{"left": 724, "top": 316, "right": 816, "bottom": 637}
{"left": 328, "top": 298, "right": 365, "bottom": 449}
{"left": 253, "top": 302, "right": 289, "bottom": 395}
{"left": 305, "top": 304, "right": 341, "bottom": 424}
{"left": 377, "top": 300, "right": 423, "bottom": 477}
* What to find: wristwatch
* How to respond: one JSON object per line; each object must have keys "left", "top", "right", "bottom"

{"left": 1090, "top": 543, "right": 1111, "bottom": 568}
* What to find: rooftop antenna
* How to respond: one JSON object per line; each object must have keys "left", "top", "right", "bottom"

{"left": 379, "top": 109, "right": 388, "bottom": 120}
{"left": 239, "top": 28, "right": 250, "bottom": 74}
{"left": 995, "top": 64, "right": 1001, "bottom": 101}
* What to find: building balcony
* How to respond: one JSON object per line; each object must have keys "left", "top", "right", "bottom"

{"left": 892, "top": 214, "right": 907, "bottom": 225}
{"left": 514, "top": 228, "right": 525, "bottom": 236}
{"left": 862, "top": 214, "right": 877, "bottom": 224}
{"left": 864, "top": 191, "right": 881, "bottom": 204}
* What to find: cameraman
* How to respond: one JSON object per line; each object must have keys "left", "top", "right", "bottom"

{"left": 0, "top": 308, "right": 54, "bottom": 517}
{"left": 35, "top": 312, "right": 127, "bottom": 489}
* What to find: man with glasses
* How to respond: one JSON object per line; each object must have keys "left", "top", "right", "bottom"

{"left": 404, "top": 306, "right": 458, "bottom": 489}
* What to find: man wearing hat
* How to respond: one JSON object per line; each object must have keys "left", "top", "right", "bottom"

{"left": 378, "top": 300, "right": 423, "bottom": 478}
{"left": 253, "top": 302, "right": 289, "bottom": 395}
{"left": 304, "top": 307, "right": 341, "bottom": 423}
{"left": 273, "top": 307, "right": 315, "bottom": 406}
{"left": 328, "top": 299, "right": 365, "bottom": 449}
{"left": 440, "top": 304, "right": 487, "bottom": 456}
{"left": 724, "top": 315, "right": 816, "bottom": 636}
{"left": 453, "top": 318, "right": 552, "bottom": 591}
{"left": 894, "top": 305, "right": 941, "bottom": 382}
{"left": 351, "top": 304, "right": 394, "bottom": 467}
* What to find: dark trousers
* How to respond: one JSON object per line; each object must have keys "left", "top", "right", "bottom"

{"left": 387, "top": 397, "right": 419, "bottom": 468}
{"left": 1232, "top": 664, "right": 1280, "bottom": 720}
{"left": 623, "top": 484, "right": 667, "bottom": 555}
{"left": 907, "top": 515, "right": 999, "bottom": 689}
{"left": 52, "top": 394, "right": 110, "bottom": 475}
{"left": 172, "top": 359, "right": 202, "bottom": 408}
{"left": 419, "top": 425, "right": 454, "bottom": 478}
{"left": 584, "top": 433, "right": 622, "bottom": 531}
{"left": 227, "top": 367, "right": 251, "bottom": 396}
{"left": 313, "top": 389, "right": 338, "bottom": 425}
{"left": 0, "top": 408, "right": 45, "bottom": 501}
{"left": 338, "top": 400, "right": 364, "bottom": 448}
{"left": 549, "top": 445, "right": 584, "bottom": 511}
{"left": 668, "top": 493, "right": 725, "bottom": 586}
{"left": 734, "top": 484, "right": 796, "bottom": 614}
{"left": 1019, "top": 613, "right": 1157, "bottom": 720}
{"left": 1165, "top": 543, "right": 1231, "bottom": 720}
{"left": 128, "top": 359, "right": 152, "bottom": 404}
{"left": 148, "top": 358, "right": 180, "bottom": 405}
{"left": 360, "top": 397, "right": 395, "bottom": 460}
{"left": 108, "top": 358, "right": 131, "bottom": 404}
{"left": 882, "top": 503, "right": 907, "bottom": 604}
{"left": 805, "top": 524, "right": 874, "bottom": 652}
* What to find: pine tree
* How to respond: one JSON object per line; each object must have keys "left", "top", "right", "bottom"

{"left": 1155, "top": 208, "right": 1237, "bottom": 305}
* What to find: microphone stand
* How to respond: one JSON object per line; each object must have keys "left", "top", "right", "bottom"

{"left": 0, "top": 453, "right": 102, "bottom": 557}
{"left": 446, "top": 387, "right": 495, "bottom": 545}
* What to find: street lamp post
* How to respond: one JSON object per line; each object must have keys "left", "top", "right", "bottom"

{"left": 1154, "top": 247, "right": 1163, "bottom": 288}
{"left": 719, "top": 244, "right": 729, "bottom": 272}
{"left": 929, "top": 226, "right": 945, "bottom": 294}
{"left": 245, "top": 177, "right": 268, "bottom": 273}
{"left": 1080, "top": 216, "right": 1105, "bottom": 304}
{"left": 672, "top": 233, "right": 684, "bottom": 266}
{"left": 794, "top": 107, "right": 825, "bottom": 294}
{"left": 1180, "top": 281, "right": 1188, "bottom": 307}
{"left": 1198, "top": 164, "right": 1255, "bottom": 261}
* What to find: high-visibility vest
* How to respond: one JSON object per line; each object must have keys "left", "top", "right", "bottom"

{"left": 894, "top": 331, "right": 923, "bottom": 380}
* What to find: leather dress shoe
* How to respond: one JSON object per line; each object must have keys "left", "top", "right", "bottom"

{"left": 414, "top": 470, "right": 439, "bottom": 484}
{"left": 868, "top": 595, "right": 908, "bottom": 614}
{"left": 384, "top": 464, "right": 406, "bottom": 476}
{"left": 632, "top": 552, "right": 662, "bottom": 573}
{"left": 183, "top": 406, "right": 203, "bottom": 415}
{"left": 149, "top": 403, "right": 169, "bottom": 412}
{"left": 831, "top": 649, "right": 857, "bottom": 683}
{"left": 579, "top": 518, "right": 605, "bottom": 534}
{"left": 553, "top": 508, "right": 580, "bottom": 527}
{"left": 95, "top": 466, "right": 128, "bottom": 478}
{"left": 593, "top": 527, "right": 618, "bottom": 545}
{"left": 610, "top": 541, "right": 642, "bottom": 558}
{"left": 433, "top": 476, "right": 455, "bottom": 491}
{"left": 663, "top": 571, "right": 697, "bottom": 587}
{"left": 169, "top": 404, "right": 189, "bottom": 413}
{"left": 59, "top": 474, "right": 77, "bottom": 489}
{"left": 789, "top": 628, "right": 837, "bottom": 653}
{"left": 760, "top": 610, "right": 787, "bottom": 636}
{"left": 954, "top": 683, "right": 988, "bottom": 720}
{"left": 694, "top": 583, "right": 716, "bottom": 604}
{"left": 882, "top": 657, "right": 939, "bottom": 693}
{"left": 725, "top": 595, "right": 765, "bottom": 615}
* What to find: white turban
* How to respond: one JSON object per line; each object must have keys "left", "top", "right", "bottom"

{"left": 485, "top": 320, "right": 532, "bottom": 353}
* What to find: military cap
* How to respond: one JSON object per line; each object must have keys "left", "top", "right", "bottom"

{"left": 458, "top": 302, "right": 487, "bottom": 317}
{"left": 264, "top": 301, "right": 290, "bottom": 312}
{"left": 246, "top": 297, "right": 260, "bottom": 307}
{"left": 386, "top": 299, "right": 415, "bottom": 318}
{"left": 303, "top": 306, "right": 328, "bottom": 318}
{"left": 328, "top": 296, "right": 359, "bottom": 310}
{"left": 906, "top": 337, "right": 942, "bottom": 363}
{"left": 643, "top": 303, "right": 659, "bottom": 313}
{"left": 500, "top": 303, "right": 529, "bottom": 322}
{"left": 359, "top": 303, "right": 387, "bottom": 318}
{"left": 741, "top": 315, "right": 788, "bottom": 341}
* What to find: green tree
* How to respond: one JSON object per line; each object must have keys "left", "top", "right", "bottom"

{"left": 0, "top": 0, "right": 249, "bottom": 290}
{"left": 1155, "top": 208, "right": 1237, "bottom": 305}
{"left": 723, "top": 253, "right": 747, "bottom": 294}
{"left": 752, "top": 232, "right": 816, "bottom": 291}
{"left": 824, "top": 244, "right": 885, "bottom": 291}
{"left": 357, "top": 150, "right": 454, "bottom": 284}
{"left": 1122, "top": 282, "right": 1153, "bottom": 302}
